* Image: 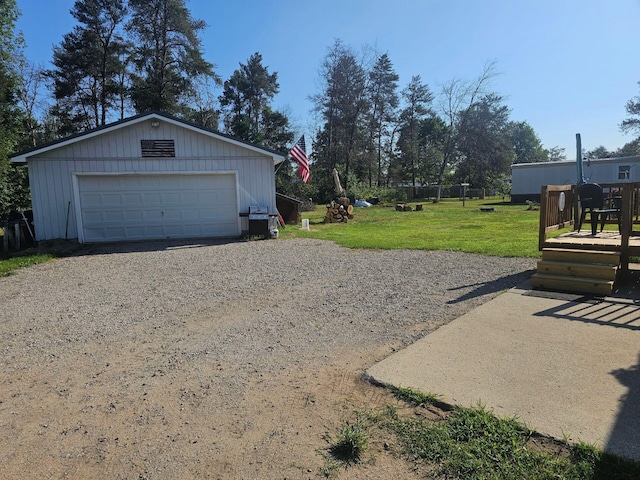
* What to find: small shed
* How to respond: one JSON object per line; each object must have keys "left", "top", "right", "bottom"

{"left": 276, "top": 193, "right": 302, "bottom": 225}
{"left": 10, "top": 112, "right": 286, "bottom": 243}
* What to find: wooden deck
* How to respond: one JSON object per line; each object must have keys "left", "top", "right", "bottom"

{"left": 539, "top": 182, "right": 640, "bottom": 275}
{"left": 544, "top": 230, "right": 640, "bottom": 256}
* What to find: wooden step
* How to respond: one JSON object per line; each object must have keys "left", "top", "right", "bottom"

{"left": 536, "top": 260, "right": 618, "bottom": 281}
{"left": 531, "top": 273, "right": 614, "bottom": 296}
{"left": 541, "top": 248, "right": 620, "bottom": 266}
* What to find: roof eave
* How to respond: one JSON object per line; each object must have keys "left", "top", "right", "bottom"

{"left": 9, "top": 112, "right": 287, "bottom": 164}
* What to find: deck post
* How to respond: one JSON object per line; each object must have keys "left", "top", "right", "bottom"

{"left": 538, "top": 185, "right": 549, "bottom": 251}
{"left": 619, "top": 184, "right": 632, "bottom": 279}
{"left": 572, "top": 185, "right": 579, "bottom": 231}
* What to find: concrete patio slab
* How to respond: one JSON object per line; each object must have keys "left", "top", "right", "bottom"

{"left": 366, "top": 283, "right": 640, "bottom": 460}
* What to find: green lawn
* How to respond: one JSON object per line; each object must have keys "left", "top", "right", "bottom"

{"left": 0, "top": 198, "right": 549, "bottom": 276}
{"left": 280, "top": 198, "right": 546, "bottom": 257}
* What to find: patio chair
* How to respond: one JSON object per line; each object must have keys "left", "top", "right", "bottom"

{"left": 576, "top": 183, "right": 621, "bottom": 235}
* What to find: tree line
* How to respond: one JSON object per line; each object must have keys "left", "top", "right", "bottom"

{"left": 2, "top": 0, "right": 640, "bottom": 219}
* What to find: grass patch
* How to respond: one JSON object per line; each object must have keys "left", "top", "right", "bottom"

{"left": 389, "top": 386, "right": 440, "bottom": 407}
{"left": 336, "top": 388, "right": 640, "bottom": 480}
{"left": 280, "top": 198, "right": 547, "bottom": 257}
{"left": 326, "top": 416, "right": 370, "bottom": 464}
{"left": 0, "top": 253, "right": 55, "bottom": 277}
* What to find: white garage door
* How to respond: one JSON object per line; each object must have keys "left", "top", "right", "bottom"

{"left": 76, "top": 173, "right": 239, "bottom": 242}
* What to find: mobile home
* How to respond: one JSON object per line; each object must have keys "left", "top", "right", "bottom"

{"left": 511, "top": 155, "right": 640, "bottom": 203}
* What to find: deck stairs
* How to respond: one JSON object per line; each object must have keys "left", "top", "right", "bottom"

{"left": 532, "top": 248, "right": 620, "bottom": 296}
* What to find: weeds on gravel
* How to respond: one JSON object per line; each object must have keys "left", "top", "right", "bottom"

{"left": 325, "top": 413, "right": 370, "bottom": 466}
{"left": 335, "top": 388, "right": 640, "bottom": 480}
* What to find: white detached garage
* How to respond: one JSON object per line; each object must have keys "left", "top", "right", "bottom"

{"left": 10, "top": 112, "right": 285, "bottom": 243}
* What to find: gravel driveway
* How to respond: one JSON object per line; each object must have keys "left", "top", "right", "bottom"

{"left": 0, "top": 239, "right": 535, "bottom": 479}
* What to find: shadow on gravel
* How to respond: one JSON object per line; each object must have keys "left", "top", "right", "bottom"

{"left": 25, "top": 237, "right": 246, "bottom": 258}
{"left": 446, "top": 270, "right": 535, "bottom": 304}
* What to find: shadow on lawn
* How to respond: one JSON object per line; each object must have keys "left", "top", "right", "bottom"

{"left": 446, "top": 270, "right": 535, "bottom": 304}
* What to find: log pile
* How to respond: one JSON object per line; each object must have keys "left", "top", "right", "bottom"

{"left": 395, "top": 203, "right": 423, "bottom": 212}
{"left": 325, "top": 197, "right": 354, "bottom": 223}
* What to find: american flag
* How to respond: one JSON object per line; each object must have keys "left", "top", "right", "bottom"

{"left": 290, "top": 135, "right": 310, "bottom": 184}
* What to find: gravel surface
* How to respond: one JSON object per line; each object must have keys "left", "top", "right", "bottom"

{"left": 0, "top": 238, "right": 536, "bottom": 479}
{"left": 1, "top": 239, "right": 534, "bottom": 372}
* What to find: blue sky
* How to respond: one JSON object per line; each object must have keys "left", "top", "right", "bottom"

{"left": 15, "top": 0, "right": 640, "bottom": 160}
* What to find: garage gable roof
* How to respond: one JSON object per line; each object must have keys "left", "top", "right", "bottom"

{"left": 10, "top": 111, "right": 287, "bottom": 165}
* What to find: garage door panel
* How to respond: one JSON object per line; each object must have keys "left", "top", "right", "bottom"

{"left": 83, "top": 211, "right": 104, "bottom": 223}
{"left": 143, "top": 209, "right": 164, "bottom": 221}
{"left": 180, "top": 192, "right": 199, "bottom": 204}
{"left": 181, "top": 210, "right": 200, "bottom": 221}
{"left": 81, "top": 193, "right": 104, "bottom": 207}
{"left": 124, "top": 210, "right": 144, "bottom": 222}
{"left": 143, "top": 192, "right": 162, "bottom": 203}
{"left": 104, "top": 211, "right": 124, "bottom": 222}
{"left": 162, "top": 192, "right": 181, "bottom": 204}
{"left": 125, "top": 226, "right": 145, "bottom": 238}
{"left": 78, "top": 174, "right": 239, "bottom": 242}
{"left": 123, "top": 193, "right": 143, "bottom": 205}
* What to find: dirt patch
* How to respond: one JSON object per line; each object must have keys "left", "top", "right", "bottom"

{"left": 0, "top": 239, "right": 536, "bottom": 479}
{"left": 1, "top": 339, "right": 420, "bottom": 478}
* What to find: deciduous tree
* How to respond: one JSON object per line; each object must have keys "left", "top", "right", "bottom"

{"left": 455, "top": 94, "right": 513, "bottom": 189}
{"left": 435, "top": 62, "right": 498, "bottom": 201}
{"left": 586, "top": 145, "right": 613, "bottom": 159}
{"left": 616, "top": 138, "right": 640, "bottom": 157}
{"left": 621, "top": 81, "right": 640, "bottom": 137}
{"left": 546, "top": 146, "right": 566, "bottom": 162}
{"left": 509, "top": 121, "right": 548, "bottom": 164}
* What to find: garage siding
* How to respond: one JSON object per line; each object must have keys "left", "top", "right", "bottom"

{"left": 26, "top": 120, "right": 277, "bottom": 241}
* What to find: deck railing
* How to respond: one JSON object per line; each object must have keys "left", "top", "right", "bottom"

{"left": 539, "top": 181, "right": 640, "bottom": 253}
{"left": 538, "top": 184, "right": 575, "bottom": 250}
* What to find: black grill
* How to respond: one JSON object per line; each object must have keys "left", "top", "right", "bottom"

{"left": 248, "top": 206, "right": 269, "bottom": 236}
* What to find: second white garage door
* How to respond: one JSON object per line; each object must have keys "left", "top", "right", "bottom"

{"left": 76, "top": 173, "right": 239, "bottom": 242}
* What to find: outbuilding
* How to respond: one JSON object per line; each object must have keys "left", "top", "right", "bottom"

{"left": 511, "top": 155, "right": 640, "bottom": 203}
{"left": 10, "top": 112, "right": 286, "bottom": 243}
{"left": 275, "top": 192, "right": 302, "bottom": 225}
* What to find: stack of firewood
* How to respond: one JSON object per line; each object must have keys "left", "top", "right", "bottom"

{"left": 325, "top": 197, "right": 354, "bottom": 223}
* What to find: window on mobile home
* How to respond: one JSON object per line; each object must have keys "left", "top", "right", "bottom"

{"left": 618, "top": 165, "right": 630, "bottom": 180}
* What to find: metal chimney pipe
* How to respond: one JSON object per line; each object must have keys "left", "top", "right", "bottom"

{"left": 576, "top": 133, "right": 584, "bottom": 185}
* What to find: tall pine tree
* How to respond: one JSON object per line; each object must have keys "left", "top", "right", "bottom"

{"left": 394, "top": 76, "right": 433, "bottom": 194}
{"left": 49, "top": 0, "right": 128, "bottom": 134}
{"left": 367, "top": 53, "right": 399, "bottom": 186}
{"left": 127, "top": 0, "right": 217, "bottom": 114}
{"left": 312, "top": 40, "right": 369, "bottom": 198}
{"left": 219, "top": 52, "right": 282, "bottom": 144}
